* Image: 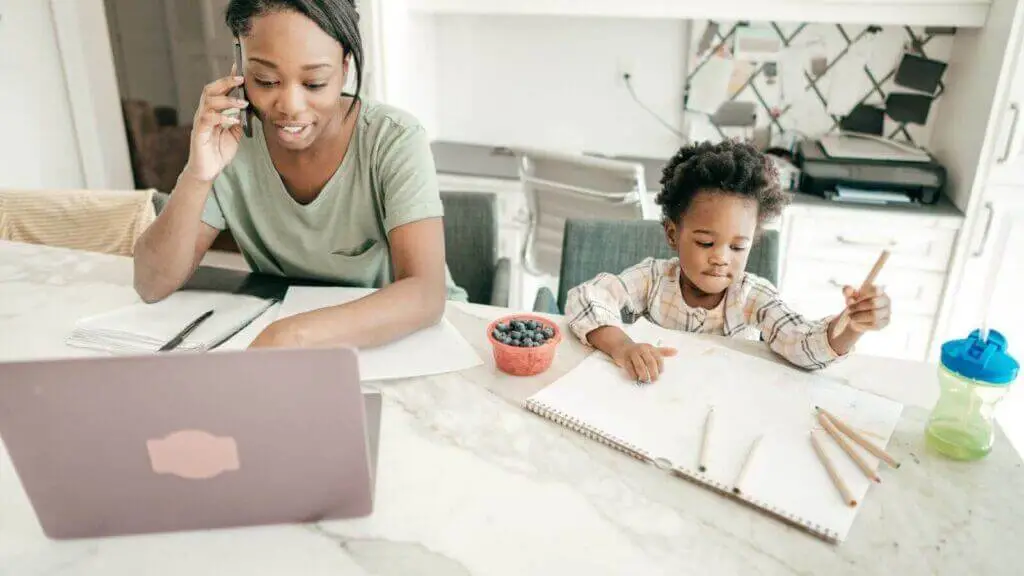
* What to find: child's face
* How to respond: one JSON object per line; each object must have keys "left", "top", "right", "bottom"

{"left": 665, "top": 191, "right": 758, "bottom": 295}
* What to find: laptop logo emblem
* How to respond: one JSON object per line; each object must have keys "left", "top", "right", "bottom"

{"left": 146, "top": 430, "right": 240, "bottom": 480}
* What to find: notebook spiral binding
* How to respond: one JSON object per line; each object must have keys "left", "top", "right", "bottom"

{"left": 524, "top": 398, "right": 651, "bottom": 462}
{"left": 524, "top": 398, "right": 841, "bottom": 544}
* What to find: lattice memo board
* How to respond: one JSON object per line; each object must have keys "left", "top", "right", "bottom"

{"left": 684, "top": 21, "right": 954, "bottom": 150}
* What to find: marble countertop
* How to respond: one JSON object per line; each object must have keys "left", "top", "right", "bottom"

{"left": 2, "top": 240, "right": 1021, "bottom": 576}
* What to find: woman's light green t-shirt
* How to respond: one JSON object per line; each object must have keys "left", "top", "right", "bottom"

{"left": 201, "top": 99, "right": 468, "bottom": 302}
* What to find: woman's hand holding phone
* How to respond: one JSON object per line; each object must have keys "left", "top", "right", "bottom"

{"left": 184, "top": 68, "right": 249, "bottom": 184}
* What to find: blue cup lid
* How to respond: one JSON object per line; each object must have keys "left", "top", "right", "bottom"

{"left": 941, "top": 329, "right": 1020, "bottom": 385}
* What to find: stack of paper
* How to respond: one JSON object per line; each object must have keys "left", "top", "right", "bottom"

{"left": 67, "top": 291, "right": 275, "bottom": 353}
{"left": 276, "top": 286, "right": 483, "bottom": 381}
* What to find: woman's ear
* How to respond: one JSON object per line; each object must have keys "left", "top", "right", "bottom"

{"left": 340, "top": 54, "right": 351, "bottom": 96}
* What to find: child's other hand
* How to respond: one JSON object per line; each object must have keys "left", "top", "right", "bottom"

{"left": 611, "top": 342, "right": 678, "bottom": 382}
{"left": 841, "top": 284, "right": 891, "bottom": 332}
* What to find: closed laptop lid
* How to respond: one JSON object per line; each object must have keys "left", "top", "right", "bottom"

{"left": 0, "top": 347, "right": 375, "bottom": 539}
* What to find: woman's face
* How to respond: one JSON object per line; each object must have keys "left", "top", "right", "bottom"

{"left": 241, "top": 10, "right": 349, "bottom": 151}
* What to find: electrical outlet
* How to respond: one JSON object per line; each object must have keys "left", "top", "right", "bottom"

{"left": 616, "top": 59, "right": 635, "bottom": 88}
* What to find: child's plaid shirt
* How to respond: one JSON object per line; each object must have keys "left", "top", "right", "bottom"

{"left": 564, "top": 257, "right": 845, "bottom": 370}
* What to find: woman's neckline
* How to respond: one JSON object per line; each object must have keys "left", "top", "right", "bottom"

{"left": 256, "top": 98, "right": 365, "bottom": 210}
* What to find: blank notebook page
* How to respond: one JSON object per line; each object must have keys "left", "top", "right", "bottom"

{"left": 526, "top": 319, "right": 903, "bottom": 542}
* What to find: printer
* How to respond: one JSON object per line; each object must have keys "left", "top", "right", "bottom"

{"left": 795, "top": 134, "right": 946, "bottom": 205}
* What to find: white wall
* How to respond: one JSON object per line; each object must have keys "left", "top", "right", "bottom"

{"left": 0, "top": 0, "right": 85, "bottom": 189}
{"left": 428, "top": 14, "right": 688, "bottom": 158}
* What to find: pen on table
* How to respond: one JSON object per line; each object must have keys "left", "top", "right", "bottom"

{"left": 158, "top": 310, "right": 215, "bottom": 352}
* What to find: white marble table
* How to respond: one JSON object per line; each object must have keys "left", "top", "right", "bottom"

{"left": 2, "top": 239, "right": 1023, "bottom": 576}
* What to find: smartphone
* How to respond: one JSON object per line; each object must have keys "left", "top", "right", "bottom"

{"left": 232, "top": 42, "right": 253, "bottom": 138}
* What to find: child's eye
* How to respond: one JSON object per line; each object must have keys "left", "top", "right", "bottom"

{"left": 695, "top": 241, "right": 713, "bottom": 248}
{"left": 731, "top": 245, "right": 749, "bottom": 252}
{"left": 305, "top": 83, "right": 327, "bottom": 90}
{"left": 254, "top": 77, "right": 278, "bottom": 87}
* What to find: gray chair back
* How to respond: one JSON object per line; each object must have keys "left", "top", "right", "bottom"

{"left": 440, "top": 191, "right": 499, "bottom": 305}
{"left": 516, "top": 148, "right": 653, "bottom": 277}
{"left": 555, "top": 219, "right": 780, "bottom": 313}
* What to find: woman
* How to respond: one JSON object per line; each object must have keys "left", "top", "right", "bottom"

{"left": 133, "top": 0, "right": 468, "bottom": 349}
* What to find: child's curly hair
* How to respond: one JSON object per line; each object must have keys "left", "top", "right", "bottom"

{"left": 656, "top": 140, "right": 789, "bottom": 226}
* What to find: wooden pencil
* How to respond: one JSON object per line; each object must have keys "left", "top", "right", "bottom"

{"left": 810, "top": 430, "right": 857, "bottom": 507}
{"left": 732, "top": 435, "right": 763, "bottom": 495}
{"left": 818, "top": 407, "right": 901, "bottom": 469}
{"left": 817, "top": 411, "right": 882, "bottom": 483}
{"left": 831, "top": 249, "right": 890, "bottom": 338}
{"left": 699, "top": 407, "right": 715, "bottom": 473}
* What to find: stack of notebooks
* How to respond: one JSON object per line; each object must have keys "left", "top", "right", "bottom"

{"left": 67, "top": 291, "right": 275, "bottom": 353}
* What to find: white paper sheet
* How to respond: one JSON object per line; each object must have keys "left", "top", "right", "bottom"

{"left": 276, "top": 287, "right": 482, "bottom": 381}
{"left": 526, "top": 319, "right": 903, "bottom": 542}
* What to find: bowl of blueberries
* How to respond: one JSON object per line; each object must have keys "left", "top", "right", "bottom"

{"left": 487, "top": 314, "right": 562, "bottom": 376}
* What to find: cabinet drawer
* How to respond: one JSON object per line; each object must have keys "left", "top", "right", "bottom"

{"left": 786, "top": 215, "right": 957, "bottom": 272}
{"left": 781, "top": 258, "right": 946, "bottom": 317}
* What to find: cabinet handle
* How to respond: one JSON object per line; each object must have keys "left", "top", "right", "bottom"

{"left": 836, "top": 235, "right": 898, "bottom": 248}
{"left": 998, "top": 103, "right": 1020, "bottom": 164}
{"left": 972, "top": 202, "right": 995, "bottom": 257}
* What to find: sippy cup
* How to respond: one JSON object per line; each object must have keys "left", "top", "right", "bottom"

{"left": 925, "top": 329, "right": 1019, "bottom": 460}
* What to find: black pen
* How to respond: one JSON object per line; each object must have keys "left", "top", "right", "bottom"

{"left": 158, "top": 310, "right": 215, "bottom": 352}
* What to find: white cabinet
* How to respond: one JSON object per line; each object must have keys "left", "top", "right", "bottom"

{"left": 985, "top": 24, "right": 1024, "bottom": 187}
{"left": 779, "top": 204, "right": 962, "bottom": 362}
{"left": 943, "top": 186, "right": 1024, "bottom": 352}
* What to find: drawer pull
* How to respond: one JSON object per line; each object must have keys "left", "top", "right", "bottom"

{"left": 836, "top": 235, "right": 898, "bottom": 248}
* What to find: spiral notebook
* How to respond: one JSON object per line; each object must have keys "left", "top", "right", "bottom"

{"left": 525, "top": 320, "right": 903, "bottom": 543}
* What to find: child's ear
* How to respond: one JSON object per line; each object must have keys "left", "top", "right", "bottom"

{"left": 663, "top": 220, "right": 679, "bottom": 249}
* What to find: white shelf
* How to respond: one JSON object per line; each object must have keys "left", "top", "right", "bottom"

{"left": 407, "top": 0, "right": 992, "bottom": 27}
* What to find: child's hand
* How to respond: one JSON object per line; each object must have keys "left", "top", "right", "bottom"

{"left": 840, "top": 284, "right": 891, "bottom": 332}
{"left": 611, "top": 342, "right": 678, "bottom": 383}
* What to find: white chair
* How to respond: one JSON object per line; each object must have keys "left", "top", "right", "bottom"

{"left": 515, "top": 148, "right": 653, "bottom": 277}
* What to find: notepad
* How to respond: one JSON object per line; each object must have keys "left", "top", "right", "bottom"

{"left": 524, "top": 319, "right": 903, "bottom": 543}
{"left": 67, "top": 291, "right": 275, "bottom": 354}
{"left": 276, "top": 286, "right": 482, "bottom": 381}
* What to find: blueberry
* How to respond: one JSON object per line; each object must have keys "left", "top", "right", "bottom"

{"left": 497, "top": 322, "right": 509, "bottom": 332}
{"left": 510, "top": 330, "right": 522, "bottom": 339}
{"left": 513, "top": 321, "right": 526, "bottom": 332}
{"left": 543, "top": 327, "right": 554, "bottom": 338}
{"left": 523, "top": 338, "right": 534, "bottom": 346}
{"left": 493, "top": 329, "right": 503, "bottom": 339}
{"left": 535, "top": 334, "right": 546, "bottom": 343}
{"left": 511, "top": 339, "right": 521, "bottom": 346}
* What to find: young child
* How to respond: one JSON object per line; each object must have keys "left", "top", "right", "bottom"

{"left": 563, "top": 140, "right": 891, "bottom": 382}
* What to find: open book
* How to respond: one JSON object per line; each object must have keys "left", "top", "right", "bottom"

{"left": 524, "top": 319, "right": 903, "bottom": 543}
{"left": 67, "top": 291, "right": 275, "bottom": 354}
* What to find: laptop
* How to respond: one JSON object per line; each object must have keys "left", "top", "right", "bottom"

{"left": 0, "top": 347, "right": 380, "bottom": 539}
